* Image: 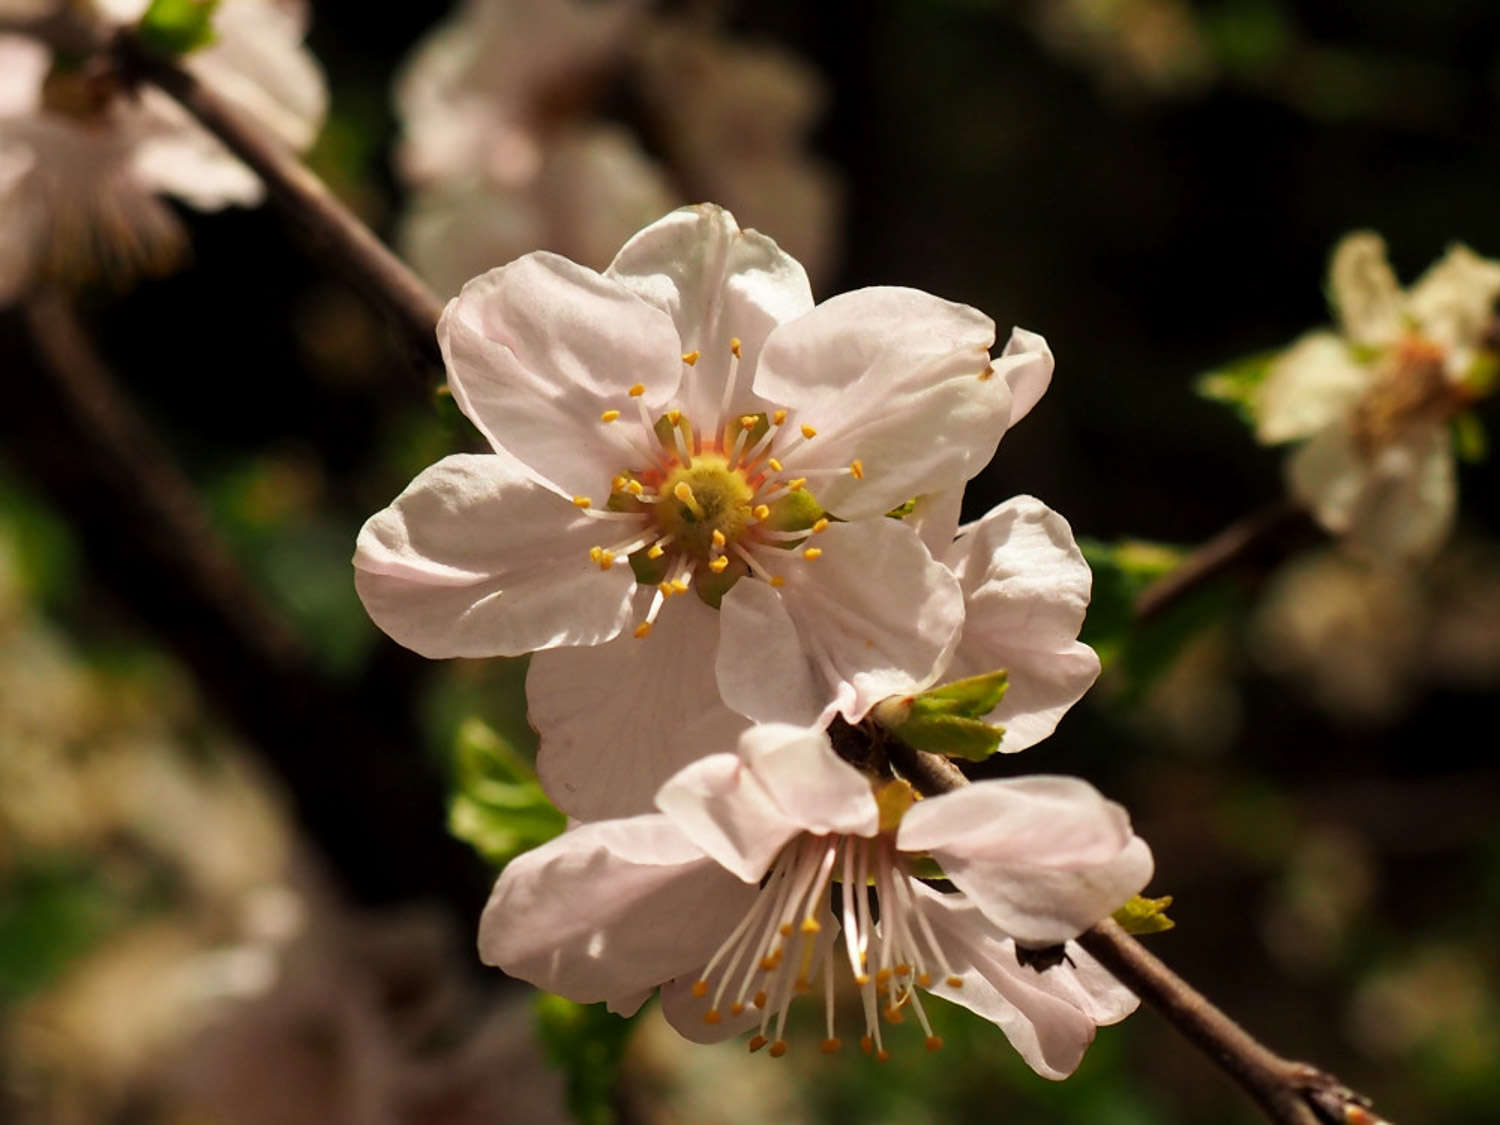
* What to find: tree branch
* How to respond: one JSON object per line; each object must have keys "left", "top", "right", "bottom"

{"left": 1134, "top": 500, "right": 1314, "bottom": 621}
{"left": 888, "top": 739, "right": 1389, "bottom": 1125}
{"left": 111, "top": 29, "right": 447, "bottom": 376}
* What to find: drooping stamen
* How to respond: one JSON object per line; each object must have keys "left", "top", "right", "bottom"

{"left": 718, "top": 338, "right": 744, "bottom": 441}
{"left": 634, "top": 587, "right": 666, "bottom": 638}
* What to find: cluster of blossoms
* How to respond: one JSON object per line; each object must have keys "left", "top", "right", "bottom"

{"left": 1256, "top": 232, "right": 1500, "bottom": 563}
{"left": 392, "top": 0, "right": 839, "bottom": 296}
{"left": 355, "top": 204, "right": 1152, "bottom": 1071}
{"left": 0, "top": 0, "right": 325, "bottom": 302}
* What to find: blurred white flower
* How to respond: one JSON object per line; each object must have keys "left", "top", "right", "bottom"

{"left": 0, "top": 0, "right": 326, "bottom": 300}
{"left": 1257, "top": 233, "right": 1500, "bottom": 563}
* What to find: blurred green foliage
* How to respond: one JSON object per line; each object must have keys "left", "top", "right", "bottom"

{"left": 535, "top": 995, "right": 639, "bottom": 1125}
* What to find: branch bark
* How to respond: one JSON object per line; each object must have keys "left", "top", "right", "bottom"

{"left": 887, "top": 738, "right": 1388, "bottom": 1125}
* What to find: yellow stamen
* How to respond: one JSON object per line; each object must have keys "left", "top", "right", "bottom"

{"left": 691, "top": 980, "right": 708, "bottom": 997}
{"left": 598, "top": 551, "right": 615, "bottom": 570}
{"left": 703, "top": 1009, "right": 722, "bottom": 1025}
{"left": 600, "top": 409, "right": 620, "bottom": 423}
{"left": 612, "top": 475, "right": 627, "bottom": 491}
{"left": 850, "top": 459, "right": 864, "bottom": 479}
{"left": 681, "top": 350, "right": 700, "bottom": 366}
{"left": 794, "top": 976, "right": 812, "bottom": 994}
{"left": 778, "top": 923, "right": 795, "bottom": 938}
{"left": 773, "top": 409, "right": 787, "bottom": 425}
{"left": 876, "top": 1049, "right": 891, "bottom": 1063}
{"left": 634, "top": 622, "right": 652, "bottom": 639}
{"left": 626, "top": 480, "right": 644, "bottom": 496}
{"left": 753, "top": 504, "right": 771, "bottom": 520}
{"left": 896, "top": 964, "right": 912, "bottom": 977}
{"left": 770, "top": 576, "right": 786, "bottom": 588}
{"left": 671, "top": 578, "right": 690, "bottom": 594}
{"left": 711, "top": 529, "right": 727, "bottom": 548}
{"left": 709, "top": 556, "right": 730, "bottom": 573}
{"left": 812, "top": 518, "right": 829, "bottom": 533}
{"left": 917, "top": 972, "right": 932, "bottom": 988}
{"left": 800, "top": 917, "right": 821, "bottom": 934}
{"left": 803, "top": 547, "right": 823, "bottom": 561}
{"left": 925, "top": 1036, "right": 944, "bottom": 1052}
{"left": 572, "top": 496, "right": 591, "bottom": 509}
{"left": 875, "top": 969, "right": 894, "bottom": 987}
{"left": 647, "top": 544, "right": 665, "bottom": 559}
{"left": 800, "top": 424, "right": 817, "bottom": 439}
{"left": 768, "top": 457, "right": 783, "bottom": 472}
{"left": 730, "top": 337, "right": 742, "bottom": 357}
{"left": 589, "top": 546, "right": 603, "bottom": 563}
{"left": 729, "top": 1002, "right": 745, "bottom": 1016}
{"left": 658, "top": 581, "right": 674, "bottom": 596}
{"left": 748, "top": 1035, "right": 768, "bottom": 1053}
{"left": 753, "top": 991, "right": 768, "bottom": 1009}
{"left": 883, "top": 1006, "right": 904, "bottom": 1025}
{"left": 946, "top": 975, "right": 964, "bottom": 988}
{"left": 768, "top": 1040, "right": 788, "bottom": 1058}
{"left": 859, "top": 1036, "right": 874, "bottom": 1055}
{"left": 739, "top": 414, "right": 759, "bottom": 430}
{"left": 820, "top": 1038, "right": 842, "bottom": 1054}
{"left": 665, "top": 409, "right": 682, "bottom": 425}
{"left": 787, "top": 478, "right": 807, "bottom": 491}
{"left": 628, "top": 383, "right": 645, "bottom": 397}
{"left": 673, "top": 481, "right": 705, "bottom": 519}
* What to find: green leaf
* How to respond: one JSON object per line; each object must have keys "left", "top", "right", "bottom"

{"left": 448, "top": 719, "right": 565, "bottom": 869}
{"left": 137, "top": 0, "right": 220, "bottom": 56}
{"left": 895, "top": 712, "right": 1005, "bottom": 761}
{"left": 534, "top": 995, "right": 638, "bottom": 1125}
{"left": 1113, "top": 894, "right": 1176, "bottom": 935}
{"left": 1195, "top": 349, "right": 1279, "bottom": 426}
{"left": 908, "top": 670, "right": 1010, "bottom": 718}
{"left": 1453, "top": 411, "right": 1488, "bottom": 464}
{"left": 872, "top": 671, "right": 1009, "bottom": 761}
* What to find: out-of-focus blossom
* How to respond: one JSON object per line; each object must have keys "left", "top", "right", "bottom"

{"left": 1256, "top": 233, "right": 1500, "bottom": 563}
{"left": 0, "top": 0, "right": 326, "bottom": 300}
{"left": 356, "top": 204, "right": 1049, "bottom": 819}
{"left": 481, "top": 724, "right": 1149, "bottom": 1075}
{"left": 398, "top": 124, "right": 675, "bottom": 295}
{"left": 635, "top": 21, "right": 841, "bottom": 285}
{"left": 907, "top": 492, "right": 1100, "bottom": 754}
{"left": 1026, "top": 0, "right": 1214, "bottom": 98}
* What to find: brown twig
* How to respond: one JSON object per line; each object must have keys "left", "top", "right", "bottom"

{"left": 891, "top": 740, "right": 1388, "bottom": 1125}
{"left": 1134, "top": 500, "right": 1312, "bottom": 622}
{"left": 111, "top": 29, "right": 447, "bottom": 376}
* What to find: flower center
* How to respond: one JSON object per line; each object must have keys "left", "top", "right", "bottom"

{"left": 1350, "top": 334, "right": 1467, "bottom": 457}
{"left": 577, "top": 338, "right": 866, "bottom": 637}
{"left": 687, "top": 828, "right": 960, "bottom": 1061}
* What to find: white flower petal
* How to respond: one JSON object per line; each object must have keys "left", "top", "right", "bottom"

{"left": 1330, "top": 231, "right": 1403, "bottom": 347}
{"left": 606, "top": 203, "right": 814, "bottom": 425}
{"left": 438, "top": 252, "right": 683, "bottom": 498}
{"left": 1287, "top": 421, "right": 1367, "bottom": 536}
{"left": 529, "top": 592, "right": 751, "bottom": 820}
{"left": 716, "top": 577, "right": 829, "bottom": 728}
{"left": 898, "top": 777, "right": 1153, "bottom": 946}
{"left": 1346, "top": 426, "right": 1457, "bottom": 563}
{"left": 1256, "top": 332, "right": 1369, "bottom": 444}
{"left": 735, "top": 724, "right": 879, "bottom": 838}
{"left": 941, "top": 496, "right": 1100, "bottom": 752}
{"left": 913, "top": 885, "right": 1101, "bottom": 1080}
{"left": 353, "top": 454, "right": 635, "bottom": 658}
{"left": 904, "top": 488, "right": 965, "bottom": 560}
{"left": 1406, "top": 242, "right": 1500, "bottom": 356}
{"left": 0, "top": 34, "right": 49, "bottom": 118}
{"left": 726, "top": 519, "right": 965, "bottom": 725}
{"left": 752, "top": 287, "right": 1009, "bottom": 518}
{"left": 478, "top": 815, "right": 755, "bottom": 1004}
{"left": 994, "top": 326, "right": 1054, "bottom": 430}
{"left": 654, "top": 753, "right": 802, "bottom": 883}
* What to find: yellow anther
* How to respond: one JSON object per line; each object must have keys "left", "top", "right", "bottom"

{"left": 658, "top": 580, "right": 675, "bottom": 596}
{"left": 709, "top": 556, "right": 730, "bottom": 573}
{"left": 739, "top": 414, "right": 759, "bottom": 430}
{"left": 855, "top": 973, "right": 871, "bottom": 986}
{"left": 917, "top": 972, "right": 932, "bottom": 988}
{"left": 589, "top": 546, "right": 603, "bottom": 563}
{"left": 945, "top": 975, "right": 964, "bottom": 988}
{"left": 752, "top": 504, "right": 771, "bottom": 520}
{"left": 812, "top": 518, "right": 829, "bottom": 533}
{"left": 612, "top": 475, "right": 627, "bottom": 491}
{"left": 673, "top": 481, "right": 705, "bottom": 518}
{"left": 691, "top": 980, "right": 709, "bottom": 997}
{"left": 626, "top": 480, "right": 644, "bottom": 496}
{"left": 859, "top": 1036, "right": 874, "bottom": 1055}
{"left": 778, "top": 923, "right": 794, "bottom": 938}
{"left": 768, "top": 1040, "right": 788, "bottom": 1058}
{"left": 730, "top": 337, "right": 742, "bottom": 357}
{"left": 729, "top": 1002, "right": 745, "bottom": 1016}
{"left": 820, "top": 1038, "right": 842, "bottom": 1054}
{"left": 598, "top": 551, "right": 616, "bottom": 570}
{"left": 875, "top": 969, "right": 894, "bottom": 986}
{"left": 800, "top": 917, "right": 821, "bottom": 934}
{"left": 634, "top": 622, "right": 652, "bottom": 639}
{"left": 767, "top": 457, "right": 783, "bottom": 472}
{"left": 681, "top": 350, "right": 700, "bottom": 366}
{"left": 896, "top": 963, "right": 912, "bottom": 977}
{"left": 600, "top": 409, "right": 620, "bottom": 423}
{"left": 876, "top": 1049, "right": 891, "bottom": 1063}
{"left": 787, "top": 478, "right": 807, "bottom": 491}
{"left": 925, "top": 1035, "right": 944, "bottom": 1052}
{"left": 572, "top": 496, "right": 591, "bottom": 508}
{"left": 760, "top": 954, "right": 780, "bottom": 971}
{"left": 753, "top": 991, "right": 768, "bottom": 1009}
{"left": 748, "top": 1035, "right": 768, "bottom": 1053}
{"left": 883, "top": 1006, "right": 905, "bottom": 1025}
{"left": 803, "top": 547, "right": 823, "bottom": 561}
{"left": 711, "top": 529, "right": 727, "bottom": 548}
{"left": 793, "top": 976, "right": 812, "bottom": 994}
{"left": 800, "top": 424, "right": 817, "bottom": 439}
{"left": 773, "top": 409, "right": 787, "bottom": 425}
{"left": 665, "top": 409, "right": 681, "bottom": 425}
{"left": 671, "top": 579, "right": 690, "bottom": 594}
{"left": 629, "top": 383, "right": 645, "bottom": 396}
{"left": 703, "top": 1009, "right": 722, "bottom": 1025}
{"left": 770, "top": 576, "right": 785, "bottom": 588}
{"left": 850, "top": 459, "right": 864, "bottom": 479}
{"left": 647, "top": 544, "right": 665, "bottom": 559}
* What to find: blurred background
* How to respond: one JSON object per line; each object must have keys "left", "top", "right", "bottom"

{"left": 3, "top": 0, "right": 1500, "bottom": 1121}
